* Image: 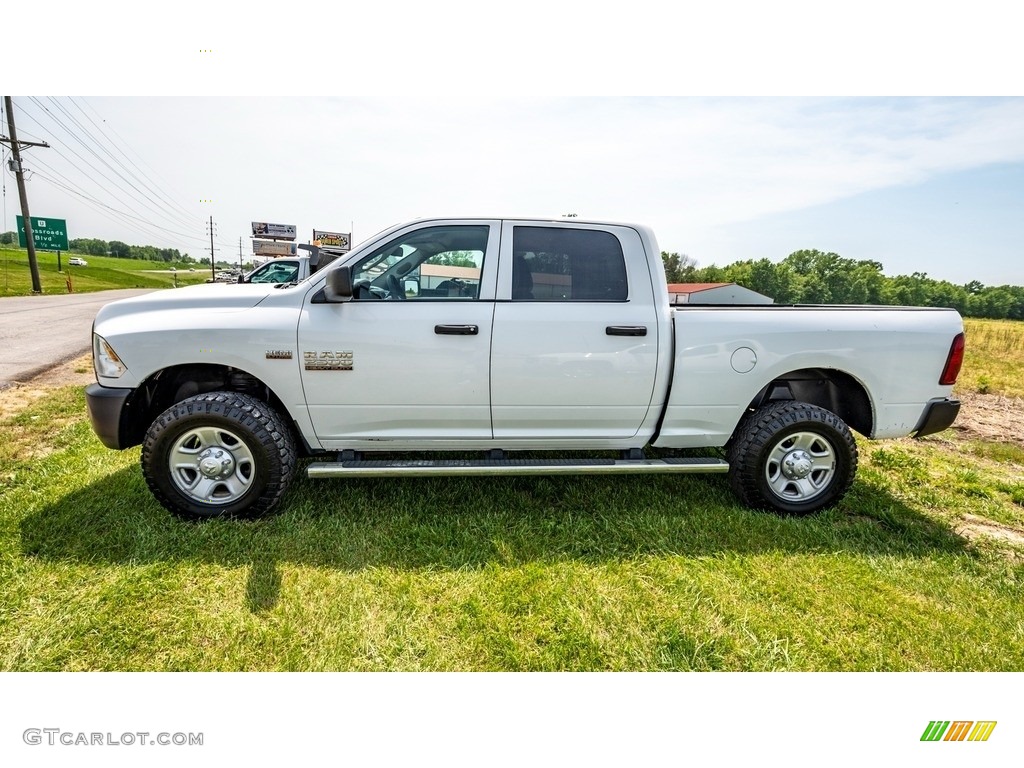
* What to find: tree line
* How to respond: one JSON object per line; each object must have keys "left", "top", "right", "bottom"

{"left": 4, "top": 228, "right": 1020, "bottom": 318}
{"left": 1, "top": 231, "right": 192, "bottom": 264}
{"left": 662, "top": 249, "right": 1024, "bottom": 320}
{"left": 68, "top": 238, "right": 192, "bottom": 264}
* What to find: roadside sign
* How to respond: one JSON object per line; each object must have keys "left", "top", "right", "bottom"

{"left": 251, "top": 221, "right": 296, "bottom": 240}
{"left": 253, "top": 240, "right": 298, "bottom": 256}
{"left": 17, "top": 215, "right": 69, "bottom": 251}
{"left": 313, "top": 230, "right": 351, "bottom": 250}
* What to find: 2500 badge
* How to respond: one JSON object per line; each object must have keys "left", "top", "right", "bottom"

{"left": 304, "top": 351, "right": 353, "bottom": 371}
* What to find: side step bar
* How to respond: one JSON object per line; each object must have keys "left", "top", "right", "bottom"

{"left": 308, "top": 456, "right": 729, "bottom": 479}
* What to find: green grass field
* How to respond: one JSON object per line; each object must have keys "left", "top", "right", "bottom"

{"left": 0, "top": 318, "right": 1022, "bottom": 671}
{"left": 0, "top": 247, "right": 216, "bottom": 296}
{"left": 960, "top": 318, "right": 1024, "bottom": 398}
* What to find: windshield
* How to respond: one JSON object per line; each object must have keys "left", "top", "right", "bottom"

{"left": 249, "top": 260, "right": 300, "bottom": 283}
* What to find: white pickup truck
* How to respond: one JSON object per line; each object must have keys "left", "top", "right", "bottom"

{"left": 85, "top": 217, "right": 965, "bottom": 519}
{"left": 243, "top": 257, "right": 310, "bottom": 284}
{"left": 239, "top": 245, "right": 344, "bottom": 284}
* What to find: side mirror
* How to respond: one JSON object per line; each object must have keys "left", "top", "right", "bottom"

{"left": 237, "top": 275, "right": 245, "bottom": 284}
{"left": 323, "top": 265, "right": 354, "bottom": 302}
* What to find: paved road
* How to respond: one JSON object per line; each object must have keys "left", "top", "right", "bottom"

{"left": 0, "top": 289, "right": 154, "bottom": 388}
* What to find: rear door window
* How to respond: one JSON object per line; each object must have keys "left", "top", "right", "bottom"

{"left": 511, "top": 227, "right": 628, "bottom": 301}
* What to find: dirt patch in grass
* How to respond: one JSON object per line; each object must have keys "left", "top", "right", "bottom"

{"left": 952, "top": 392, "right": 1024, "bottom": 448}
{"left": 0, "top": 354, "right": 94, "bottom": 421}
{"left": 956, "top": 514, "right": 1024, "bottom": 559}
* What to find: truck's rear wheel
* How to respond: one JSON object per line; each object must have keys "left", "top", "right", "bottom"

{"left": 727, "top": 401, "right": 857, "bottom": 515}
{"left": 141, "top": 392, "right": 296, "bottom": 520}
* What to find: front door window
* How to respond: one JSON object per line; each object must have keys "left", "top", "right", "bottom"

{"left": 350, "top": 225, "right": 489, "bottom": 301}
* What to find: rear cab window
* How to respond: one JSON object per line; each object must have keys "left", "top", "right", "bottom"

{"left": 511, "top": 226, "right": 628, "bottom": 301}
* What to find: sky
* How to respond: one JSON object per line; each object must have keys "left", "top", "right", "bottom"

{"left": 4, "top": 4, "right": 1023, "bottom": 286}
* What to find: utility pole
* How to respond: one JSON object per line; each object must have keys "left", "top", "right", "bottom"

{"left": 238, "top": 236, "right": 243, "bottom": 272}
{"left": 208, "top": 215, "right": 215, "bottom": 281}
{"left": 3, "top": 97, "right": 48, "bottom": 294}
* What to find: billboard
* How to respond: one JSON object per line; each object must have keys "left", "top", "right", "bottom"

{"left": 17, "top": 215, "right": 69, "bottom": 250}
{"left": 253, "top": 240, "right": 298, "bottom": 256}
{"left": 251, "top": 221, "right": 296, "bottom": 240}
{"left": 312, "top": 230, "right": 351, "bottom": 250}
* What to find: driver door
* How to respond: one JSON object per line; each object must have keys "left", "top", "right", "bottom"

{"left": 298, "top": 221, "right": 499, "bottom": 446}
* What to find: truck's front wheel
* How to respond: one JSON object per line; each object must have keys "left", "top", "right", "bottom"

{"left": 141, "top": 392, "right": 296, "bottom": 520}
{"left": 727, "top": 401, "right": 857, "bottom": 515}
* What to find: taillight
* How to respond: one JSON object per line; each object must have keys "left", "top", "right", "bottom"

{"left": 939, "top": 332, "right": 965, "bottom": 385}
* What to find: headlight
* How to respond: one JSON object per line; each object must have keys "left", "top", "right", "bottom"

{"left": 93, "top": 334, "right": 126, "bottom": 378}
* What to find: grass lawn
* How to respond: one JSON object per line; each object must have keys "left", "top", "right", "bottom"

{"left": 960, "top": 317, "right": 1024, "bottom": 398}
{"left": 0, "top": 247, "right": 216, "bottom": 296}
{"left": 0, "top": 323, "right": 1022, "bottom": 671}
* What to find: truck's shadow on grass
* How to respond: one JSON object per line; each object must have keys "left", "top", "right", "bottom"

{"left": 21, "top": 465, "right": 970, "bottom": 612}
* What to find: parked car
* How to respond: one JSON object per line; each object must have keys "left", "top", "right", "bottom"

{"left": 68, "top": 257, "right": 87, "bottom": 266}
{"left": 85, "top": 216, "right": 964, "bottom": 520}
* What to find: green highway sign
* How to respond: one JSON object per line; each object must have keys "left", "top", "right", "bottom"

{"left": 17, "top": 215, "right": 69, "bottom": 251}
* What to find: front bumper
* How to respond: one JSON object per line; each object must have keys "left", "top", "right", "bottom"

{"left": 85, "top": 383, "right": 134, "bottom": 449}
{"left": 913, "top": 398, "right": 961, "bottom": 438}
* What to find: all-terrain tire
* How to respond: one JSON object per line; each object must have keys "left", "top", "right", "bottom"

{"left": 141, "top": 392, "right": 296, "bottom": 520}
{"left": 727, "top": 401, "right": 858, "bottom": 515}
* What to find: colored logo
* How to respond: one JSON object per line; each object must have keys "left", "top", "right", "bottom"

{"left": 921, "top": 721, "right": 997, "bottom": 742}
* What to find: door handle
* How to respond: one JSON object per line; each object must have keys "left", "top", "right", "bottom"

{"left": 435, "top": 324, "right": 479, "bottom": 335}
{"left": 606, "top": 326, "right": 648, "bottom": 336}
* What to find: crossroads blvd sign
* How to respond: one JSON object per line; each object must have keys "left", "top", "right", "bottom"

{"left": 17, "top": 215, "right": 69, "bottom": 251}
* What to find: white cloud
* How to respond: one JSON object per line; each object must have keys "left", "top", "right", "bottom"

{"left": 10, "top": 97, "right": 1024, "bottom": 276}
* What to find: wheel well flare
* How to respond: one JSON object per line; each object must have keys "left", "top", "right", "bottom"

{"left": 751, "top": 368, "right": 873, "bottom": 437}
{"left": 120, "top": 364, "right": 290, "bottom": 449}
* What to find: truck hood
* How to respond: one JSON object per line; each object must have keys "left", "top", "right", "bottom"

{"left": 94, "top": 282, "right": 277, "bottom": 325}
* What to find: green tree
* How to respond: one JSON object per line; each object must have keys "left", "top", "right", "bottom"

{"left": 799, "top": 272, "right": 831, "bottom": 304}
{"left": 659, "top": 245, "right": 1020, "bottom": 319}
{"left": 740, "top": 258, "right": 801, "bottom": 303}
{"left": 884, "top": 272, "right": 931, "bottom": 306}
{"left": 432, "top": 251, "right": 479, "bottom": 268}
{"left": 109, "top": 240, "right": 131, "bottom": 258}
{"left": 783, "top": 249, "right": 879, "bottom": 304}
{"left": 925, "top": 281, "right": 968, "bottom": 313}
{"left": 70, "top": 238, "right": 109, "bottom": 256}
{"left": 692, "top": 264, "right": 728, "bottom": 283}
{"left": 967, "top": 287, "right": 1016, "bottom": 319}
{"left": 661, "top": 251, "right": 697, "bottom": 283}
{"left": 964, "top": 280, "right": 984, "bottom": 295}
{"left": 0, "top": 231, "right": 15, "bottom": 245}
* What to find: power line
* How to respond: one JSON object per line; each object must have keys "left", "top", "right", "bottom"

{"left": 8, "top": 98, "right": 225, "bottom": 259}
{"left": 30, "top": 168, "right": 209, "bottom": 246}
{"left": 73, "top": 97, "right": 202, "bottom": 224}
{"left": 32, "top": 172, "right": 188, "bottom": 246}
{"left": 79, "top": 97, "right": 204, "bottom": 223}
{"left": 27, "top": 97, "right": 200, "bottom": 233}
{"left": 20, "top": 145, "right": 209, "bottom": 249}
{"left": 51, "top": 97, "right": 202, "bottom": 229}
{"left": 22, "top": 97, "right": 200, "bottom": 236}
{"left": 15, "top": 101, "right": 205, "bottom": 245}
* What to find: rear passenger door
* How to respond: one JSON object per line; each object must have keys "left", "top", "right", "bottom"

{"left": 490, "top": 223, "right": 660, "bottom": 439}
